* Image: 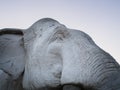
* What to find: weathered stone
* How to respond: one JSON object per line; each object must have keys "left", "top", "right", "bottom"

{"left": 0, "top": 18, "right": 120, "bottom": 90}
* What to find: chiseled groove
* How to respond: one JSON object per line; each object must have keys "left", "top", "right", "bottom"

{"left": 99, "top": 76, "right": 109, "bottom": 86}
{"left": 96, "top": 70, "right": 120, "bottom": 90}
{"left": 98, "top": 68, "right": 117, "bottom": 80}
{"left": 91, "top": 57, "right": 119, "bottom": 76}
{"left": 89, "top": 51, "right": 119, "bottom": 85}
{"left": 88, "top": 50, "right": 105, "bottom": 67}
{"left": 92, "top": 61, "right": 118, "bottom": 73}
{"left": 93, "top": 62, "right": 118, "bottom": 77}
{"left": 90, "top": 58, "right": 104, "bottom": 76}
{"left": 0, "top": 68, "right": 12, "bottom": 77}
{"left": 99, "top": 65, "right": 119, "bottom": 75}
{"left": 89, "top": 49, "right": 114, "bottom": 72}
{"left": 95, "top": 67, "right": 118, "bottom": 84}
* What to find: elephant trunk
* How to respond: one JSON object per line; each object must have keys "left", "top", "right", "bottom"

{"left": 60, "top": 30, "right": 120, "bottom": 90}
{"left": 23, "top": 25, "right": 66, "bottom": 89}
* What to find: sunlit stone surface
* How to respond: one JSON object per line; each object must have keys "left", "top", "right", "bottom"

{"left": 0, "top": 18, "right": 120, "bottom": 90}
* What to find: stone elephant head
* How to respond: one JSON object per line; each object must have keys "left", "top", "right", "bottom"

{"left": 0, "top": 18, "right": 120, "bottom": 90}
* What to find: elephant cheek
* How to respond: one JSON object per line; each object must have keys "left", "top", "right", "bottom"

{"left": 23, "top": 46, "right": 63, "bottom": 89}
{"left": 61, "top": 44, "right": 81, "bottom": 84}
{"left": 60, "top": 42, "right": 92, "bottom": 86}
{"left": 40, "top": 43, "right": 64, "bottom": 87}
{"left": 41, "top": 55, "right": 63, "bottom": 87}
{"left": 45, "top": 42, "right": 63, "bottom": 82}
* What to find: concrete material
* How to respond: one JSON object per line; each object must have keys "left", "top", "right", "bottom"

{"left": 0, "top": 18, "right": 120, "bottom": 90}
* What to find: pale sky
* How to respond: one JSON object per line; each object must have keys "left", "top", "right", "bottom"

{"left": 0, "top": 0, "right": 120, "bottom": 63}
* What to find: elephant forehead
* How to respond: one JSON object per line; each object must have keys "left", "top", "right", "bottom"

{"left": 23, "top": 22, "right": 66, "bottom": 47}
{"left": 28, "top": 18, "right": 61, "bottom": 33}
{"left": 32, "top": 18, "right": 59, "bottom": 26}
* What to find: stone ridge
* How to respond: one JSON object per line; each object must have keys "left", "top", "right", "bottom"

{"left": 0, "top": 28, "right": 23, "bottom": 35}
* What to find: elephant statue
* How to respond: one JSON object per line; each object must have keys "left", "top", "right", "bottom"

{"left": 0, "top": 18, "right": 120, "bottom": 90}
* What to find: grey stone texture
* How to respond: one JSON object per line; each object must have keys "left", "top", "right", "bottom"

{"left": 0, "top": 18, "right": 120, "bottom": 90}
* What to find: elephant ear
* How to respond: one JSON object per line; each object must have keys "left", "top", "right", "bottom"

{"left": 0, "top": 29, "right": 25, "bottom": 90}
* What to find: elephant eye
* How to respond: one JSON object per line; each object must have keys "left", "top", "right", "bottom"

{"left": 51, "top": 27, "right": 69, "bottom": 42}
{"left": 54, "top": 31, "right": 65, "bottom": 41}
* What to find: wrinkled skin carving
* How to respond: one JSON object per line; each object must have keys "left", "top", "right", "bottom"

{"left": 0, "top": 18, "right": 120, "bottom": 90}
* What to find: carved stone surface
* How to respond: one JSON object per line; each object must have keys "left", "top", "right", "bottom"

{"left": 0, "top": 18, "right": 120, "bottom": 90}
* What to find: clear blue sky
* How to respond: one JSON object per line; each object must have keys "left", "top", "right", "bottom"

{"left": 0, "top": 0, "right": 120, "bottom": 63}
